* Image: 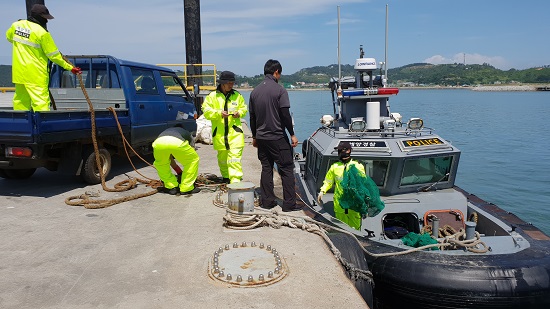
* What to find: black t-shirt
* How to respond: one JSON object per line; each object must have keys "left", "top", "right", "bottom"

{"left": 249, "top": 75, "right": 294, "bottom": 140}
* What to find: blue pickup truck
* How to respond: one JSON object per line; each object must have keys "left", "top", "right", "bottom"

{"left": 0, "top": 55, "right": 197, "bottom": 183}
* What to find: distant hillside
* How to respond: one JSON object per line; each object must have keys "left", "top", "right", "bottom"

{"left": 271, "top": 63, "right": 550, "bottom": 87}
{"left": 2, "top": 62, "right": 549, "bottom": 88}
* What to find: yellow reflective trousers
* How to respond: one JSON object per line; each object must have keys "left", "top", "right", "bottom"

{"left": 152, "top": 136, "right": 199, "bottom": 192}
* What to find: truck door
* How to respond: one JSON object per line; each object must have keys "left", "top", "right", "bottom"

{"left": 130, "top": 68, "right": 168, "bottom": 146}
{"left": 159, "top": 71, "right": 197, "bottom": 133}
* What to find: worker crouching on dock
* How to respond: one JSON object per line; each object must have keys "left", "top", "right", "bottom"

{"left": 153, "top": 125, "right": 200, "bottom": 195}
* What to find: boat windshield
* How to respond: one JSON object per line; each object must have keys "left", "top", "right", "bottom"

{"left": 356, "top": 159, "right": 390, "bottom": 186}
{"left": 400, "top": 156, "right": 452, "bottom": 186}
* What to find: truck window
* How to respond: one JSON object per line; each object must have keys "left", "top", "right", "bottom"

{"left": 132, "top": 69, "right": 158, "bottom": 95}
{"left": 160, "top": 71, "right": 192, "bottom": 100}
{"left": 95, "top": 70, "right": 121, "bottom": 88}
{"left": 58, "top": 66, "right": 120, "bottom": 89}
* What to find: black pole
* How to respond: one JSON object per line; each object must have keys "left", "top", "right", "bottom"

{"left": 183, "top": 0, "right": 203, "bottom": 88}
{"left": 25, "top": 0, "right": 45, "bottom": 17}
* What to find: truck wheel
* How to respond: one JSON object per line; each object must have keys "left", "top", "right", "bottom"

{"left": 328, "top": 232, "right": 374, "bottom": 308}
{"left": 2, "top": 168, "right": 36, "bottom": 179}
{"left": 82, "top": 148, "right": 111, "bottom": 184}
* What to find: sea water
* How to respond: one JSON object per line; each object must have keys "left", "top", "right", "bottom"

{"left": 241, "top": 89, "right": 550, "bottom": 235}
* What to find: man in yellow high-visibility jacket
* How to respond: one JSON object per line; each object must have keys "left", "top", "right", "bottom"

{"left": 202, "top": 71, "right": 248, "bottom": 184}
{"left": 6, "top": 4, "right": 81, "bottom": 111}
{"left": 318, "top": 141, "right": 366, "bottom": 230}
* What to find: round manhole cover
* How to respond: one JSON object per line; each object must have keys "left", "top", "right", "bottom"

{"left": 208, "top": 241, "right": 288, "bottom": 287}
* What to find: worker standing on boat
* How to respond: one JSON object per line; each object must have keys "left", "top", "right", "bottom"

{"left": 202, "top": 71, "right": 247, "bottom": 184}
{"left": 318, "top": 141, "right": 384, "bottom": 230}
{"left": 249, "top": 59, "right": 301, "bottom": 212}
{"left": 5, "top": 4, "right": 81, "bottom": 111}
{"left": 152, "top": 126, "right": 200, "bottom": 195}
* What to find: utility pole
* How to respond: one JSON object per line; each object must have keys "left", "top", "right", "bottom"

{"left": 183, "top": 0, "right": 203, "bottom": 89}
{"left": 25, "top": 0, "right": 45, "bottom": 17}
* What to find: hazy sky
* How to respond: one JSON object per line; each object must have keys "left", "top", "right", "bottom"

{"left": 2, "top": 0, "right": 548, "bottom": 76}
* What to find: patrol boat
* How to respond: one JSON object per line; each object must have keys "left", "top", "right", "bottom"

{"left": 294, "top": 47, "right": 550, "bottom": 308}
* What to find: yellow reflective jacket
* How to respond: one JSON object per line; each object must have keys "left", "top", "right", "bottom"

{"left": 320, "top": 160, "right": 366, "bottom": 214}
{"left": 202, "top": 88, "right": 248, "bottom": 150}
{"left": 6, "top": 19, "right": 73, "bottom": 86}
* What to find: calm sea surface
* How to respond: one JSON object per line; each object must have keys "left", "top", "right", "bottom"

{"left": 241, "top": 89, "right": 550, "bottom": 235}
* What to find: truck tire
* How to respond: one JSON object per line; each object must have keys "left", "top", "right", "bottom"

{"left": 0, "top": 168, "right": 36, "bottom": 179}
{"left": 81, "top": 148, "right": 111, "bottom": 184}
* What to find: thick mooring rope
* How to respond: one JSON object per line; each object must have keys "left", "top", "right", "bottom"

{"left": 220, "top": 193, "right": 489, "bottom": 260}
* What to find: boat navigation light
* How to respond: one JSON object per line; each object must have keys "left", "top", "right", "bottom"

{"left": 407, "top": 118, "right": 424, "bottom": 130}
{"left": 350, "top": 117, "right": 366, "bottom": 132}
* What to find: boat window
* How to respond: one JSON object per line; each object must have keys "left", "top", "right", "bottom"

{"left": 356, "top": 159, "right": 390, "bottom": 187}
{"left": 313, "top": 151, "right": 323, "bottom": 179}
{"left": 400, "top": 156, "right": 452, "bottom": 186}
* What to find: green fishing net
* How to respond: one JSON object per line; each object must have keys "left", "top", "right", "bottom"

{"left": 401, "top": 232, "right": 439, "bottom": 250}
{"left": 339, "top": 163, "right": 385, "bottom": 217}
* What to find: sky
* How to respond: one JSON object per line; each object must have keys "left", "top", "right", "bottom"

{"left": 1, "top": 0, "right": 549, "bottom": 77}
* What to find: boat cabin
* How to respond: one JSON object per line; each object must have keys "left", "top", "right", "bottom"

{"left": 301, "top": 53, "right": 465, "bottom": 239}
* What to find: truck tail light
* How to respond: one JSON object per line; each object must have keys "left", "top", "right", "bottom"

{"left": 6, "top": 147, "right": 33, "bottom": 158}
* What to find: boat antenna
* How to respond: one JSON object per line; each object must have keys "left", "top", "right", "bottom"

{"left": 384, "top": 4, "right": 388, "bottom": 85}
{"left": 337, "top": 6, "right": 341, "bottom": 85}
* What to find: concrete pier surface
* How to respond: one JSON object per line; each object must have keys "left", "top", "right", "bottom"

{"left": 0, "top": 91, "right": 367, "bottom": 308}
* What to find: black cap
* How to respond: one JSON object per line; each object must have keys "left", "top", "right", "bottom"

{"left": 219, "top": 71, "right": 235, "bottom": 84}
{"left": 31, "top": 4, "right": 54, "bottom": 19}
{"left": 335, "top": 141, "right": 352, "bottom": 151}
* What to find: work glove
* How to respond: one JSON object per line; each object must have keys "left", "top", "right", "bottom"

{"left": 71, "top": 67, "right": 82, "bottom": 75}
{"left": 317, "top": 192, "right": 324, "bottom": 204}
{"left": 176, "top": 172, "right": 182, "bottom": 184}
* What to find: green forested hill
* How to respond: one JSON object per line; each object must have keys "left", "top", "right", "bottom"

{"left": 386, "top": 63, "right": 550, "bottom": 86}
{"left": 2, "top": 62, "right": 549, "bottom": 88}
{"left": 271, "top": 63, "right": 550, "bottom": 87}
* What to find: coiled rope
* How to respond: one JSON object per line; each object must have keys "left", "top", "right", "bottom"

{"left": 216, "top": 192, "right": 374, "bottom": 284}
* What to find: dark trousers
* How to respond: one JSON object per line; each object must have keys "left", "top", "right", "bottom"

{"left": 256, "top": 137, "right": 296, "bottom": 209}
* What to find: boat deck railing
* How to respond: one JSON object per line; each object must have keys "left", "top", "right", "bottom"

{"left": 322, "top": 126, "right": 436, "bottom": 139}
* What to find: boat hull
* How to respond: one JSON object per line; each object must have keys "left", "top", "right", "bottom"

{"left": 370, "top": 239, "right": 550, "bottom": 308}
{"left": 296, "top": 171, "right": 550, "bottom": 309}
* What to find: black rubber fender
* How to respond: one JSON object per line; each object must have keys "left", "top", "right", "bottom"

{"left": 327, "top": 232, "right": 374, "bottom": 308}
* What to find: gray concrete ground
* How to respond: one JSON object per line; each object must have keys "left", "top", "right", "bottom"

{"left": 0, "top": 91, "right": 367, "bottom": 309}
